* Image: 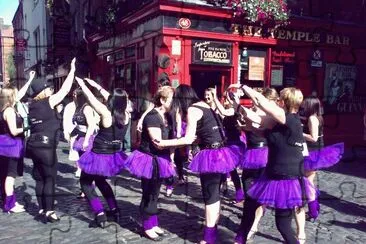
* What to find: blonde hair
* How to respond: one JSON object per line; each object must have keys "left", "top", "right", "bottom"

{"left": 280, "top": 87, "right": 303, "bottom": 111}
{"left": 262, "top": 88, "right": 279, "bottom": 101}
{"left": 153, "top": 86, "right": 174, "bottom": 106}
{"left": 33, "top": 89, "right": 48, "bottom": 101}
{"left": 0, "top": 87, "right": 16, "bottom": 112}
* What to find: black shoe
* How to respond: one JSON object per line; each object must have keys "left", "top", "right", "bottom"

{"left": 106, "top": 208, "right": 120, "bottom": 223}
{"left": 95, "top": 213, "right": 107, "bottom": 228}
{"left": 44, "top": 211, "right": 60, "bottom": 223}
{"left": 143, "top": 231, "right": 163, "bottom": 242}
{"left": 34, "top": 212, "right": 45, "bottom": 222}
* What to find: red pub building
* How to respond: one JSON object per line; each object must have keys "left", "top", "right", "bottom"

{"left": 86, "top": 0, "right": 366, "bottom": 149}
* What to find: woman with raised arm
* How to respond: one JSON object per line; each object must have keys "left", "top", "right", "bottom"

{"left": 75, "top": 77, "right": 128, "bottom": 228}
{"left": 212, "top": 88, "right": 245, "bottom": 205}
{"left": 301, "top": 96, "right": 344, "bottom": 222}
{"left": 233, "top": 86, "right": 316, "bottom": 244}
{"left": 27, "top": 58, "right": 76, "bottom": 223}
{"left": 124, "top": 86, "right": 176, "bottom": 241}
{"left": 153, "top": 86, "right": 237, "bottom": 244}
{"left": 0, "top": 71, "right": 35, "bottom": 213}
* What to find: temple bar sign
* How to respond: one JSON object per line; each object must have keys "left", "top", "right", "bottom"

{"left": 241, "top": 25, "right": 350, "bottom": 46}
{"left": 192, "top": 40, "right": 233, "bottom": 65}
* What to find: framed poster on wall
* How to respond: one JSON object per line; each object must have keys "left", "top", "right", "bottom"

{"left": 248, "top": 57, "right": 265, "bottom": 80}
{"left": 271, "top": 65, "right": 283, "bottom": 86}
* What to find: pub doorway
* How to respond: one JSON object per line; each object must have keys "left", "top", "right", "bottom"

{"left": 190, "top": 66, "right": 231, "bottom": 100}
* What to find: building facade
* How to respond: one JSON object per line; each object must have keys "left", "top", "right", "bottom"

{"left": 0, "top": 22, "right": 14, "bottom": 86}
{"left": 12, "top": 0, "right": 25, "bottom": 88}
{"left": 71, "top": 0, "right": 366, "bottom": 147}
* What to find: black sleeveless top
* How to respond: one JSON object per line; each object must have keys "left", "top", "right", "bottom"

{"left": 0, "top": 109, "right": 23, "bottom": 136}
{"left": 72, "top": 104, "right": 88, "bottom": 126}
{"left": 140, "top": 109, "right": 171, "bottom": 155}
{"left": 223, "top": 114, "right": 241, "bottom": 143}
{"left": 71, "top": 104, "right": 88, "bottom": 137}
{"left": 92, "top": 122, "right": 127, "bottom": 154}
{"left": 28, "top": 97, "right": 61, "bottom": 141}
{"left": 303, "top": 119, "right": 324, "bottom": 150}
{"left": 246, "top": 131, "right": 267, "bottom": 148}
{"left": 265, "top": 113, "right": 305, "bottom": 178}
{"left": 192, "top": 105, "right": 225, "bottom": 148}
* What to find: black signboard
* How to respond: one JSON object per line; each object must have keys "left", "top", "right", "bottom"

{"left": 192, "top": 40, "right": 232, "bottom": 66}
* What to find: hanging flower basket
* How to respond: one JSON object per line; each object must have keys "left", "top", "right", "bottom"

{"left": 208, "top": 0, "right": 289, "bottom": 27}
{"left": 230, "top": 0, "right": 289, "bottom": 26}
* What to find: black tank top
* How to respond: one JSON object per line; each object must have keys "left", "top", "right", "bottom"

{"left": 28, "top": 98, "right": 61, "bottom": 141}
{"left": 72, "top": 104, "right": 88, "bottom": 126}
{"left": 92, "top": 122, "right": 127, "bottom": 154}
{"left": 303, "top": 120, "right": 324, "bottom": 150}
{"left": 192, "top": 105, "right": 225, "bottom": 147}
{"left": 140, "top": 109, "right": 171, "bottom": 155}
{"left": 246, "top": 131, "right": 267, "bottom": 148}
{"left": 223, "top": 114, "right": 241, "bottom": 143}
{"left": 0, "top": 109, "right": 23, "bottom": 136}
{"left": 265, "top": 113, "right": 304, "bottom": 178}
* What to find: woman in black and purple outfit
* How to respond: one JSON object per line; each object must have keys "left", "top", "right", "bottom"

{"left": 154, "top": 86, "right": 237, "bottom": 244}
{"left": 124, "top": 86, "right": 176, "bottom": 241}
{"left": 75, "top": 77, "right": 128, "bottom": 228}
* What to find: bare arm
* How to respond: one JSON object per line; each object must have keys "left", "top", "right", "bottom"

{"left": 137, "top": 102, "right": 154, "bottom": 132}
{"left": 213, "top": 97, "right": 235, "bottom": 117}
{"left": 303, "top": 115, "right": 319, "bottom": 143}
{"left": 176, "top": 110, "right": 182, "bottom": 138}
{"left": 16, "top": 70, "right": 36, "bottom": 101}
{"left": 3, "top": 107, "right": 24, "bottom": 136}
{"left": 49, "top": 58, "right": 76, "bottom": 108}
{"left": 62, "top": 102, "right": 76, "bottom": 142}
{"left": 242, "top": 85, "right": 286, "bottom": 124}
{"left": 154, "top": 106, "right": 202, "bottom": 148}
{"left": 84, "top": 78, "right": 110, "bottom": 101}
{"left": 75, "top": 77, "right": 112, "bottom": 128}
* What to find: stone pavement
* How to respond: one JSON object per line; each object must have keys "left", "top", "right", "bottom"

{"left": 0, "top": 142, "right": 365, "bottom": 244}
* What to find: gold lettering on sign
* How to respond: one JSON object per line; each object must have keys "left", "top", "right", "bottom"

{"left": 343, "top": 36, "right": 350, "bottom": 46}
{"left": 327, "top": 34, "right": 334, "bottom": 44}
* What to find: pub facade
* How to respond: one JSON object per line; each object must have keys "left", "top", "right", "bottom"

{"left": 86, "top": 0, "right": 366, "bottom": 148}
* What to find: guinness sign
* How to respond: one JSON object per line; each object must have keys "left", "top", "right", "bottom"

{"left": 192, "top": 40, "right": 232, "bottom": 66}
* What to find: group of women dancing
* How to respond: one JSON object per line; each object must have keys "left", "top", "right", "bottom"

{"left": 0, "top": 58, "right": 344, "bottom": 244}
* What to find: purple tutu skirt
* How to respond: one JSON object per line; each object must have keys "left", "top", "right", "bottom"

{"left": 188, "top": 147, "right": 237, "bottom": 174}
{"left": 78, "top": 150, "right": 127, "bottom": 177}
{"left": 227, "top": 142, "right": 246, "bottom": 165}
{"left": 304, "top": 143, "right": 344, "bottom": 171}
{"left": 248, "top": 175, "right": 317, "bottom": 209}
{"left": 124, "top": 150, "right": 176, "bottom": 179}
{"left": 0, "top": 135, "right": 23, "bottom": 159}
{"left": 239, "top": 147, "right": 268, "bottom": 169}
{"left": 72, "top": 135, "right": 95, "bottom": 152}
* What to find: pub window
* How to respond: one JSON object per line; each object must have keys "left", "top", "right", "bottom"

{"left": 239, "top": 47, "right": 267, "bottom": 88}
{"left": 270, "top": 49, "right": 297, "bottom": 89}
{"left": 137, "top": 46, "right": 145, "bottom": 59}
{"left": 125, "top": 45, "right": 136, "bottom": 58}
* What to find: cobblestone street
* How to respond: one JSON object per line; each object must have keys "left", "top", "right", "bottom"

{"left": 0, "top": 142, "right": 365, "bottom": 244}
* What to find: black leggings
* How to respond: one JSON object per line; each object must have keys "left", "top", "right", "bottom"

{"left": 241, "top": 168, "right": 265, "bottom": 197}
{"left": 230, "top": 169, "right": 242, "bottom": 191}
{"left": 174, "top": 148, "right": 187, "bottom": 180}
{"left": 0, "top": 156, "right": 20, "bottom": 200}
{"left": 80, "top": 171, "right": 117, "bottom": 213}
{"left": 28, "top": 147, "right": 58, "bottom": 212}
{"left": 239, "top": 197, "right": 298, "bottom": 244}
{"left": 140, "top": 177, "right": 162, "bottom": 219}
{"left": 200, "top": 173, "right": 224, "bottom": 205}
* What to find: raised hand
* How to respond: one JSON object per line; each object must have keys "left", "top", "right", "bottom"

{"left": 29, "top": 70, "right": 36, "bottom": 80}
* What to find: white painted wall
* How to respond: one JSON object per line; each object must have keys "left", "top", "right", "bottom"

{"left": 23, "top": 0, "right": 48, "bottom": 71}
